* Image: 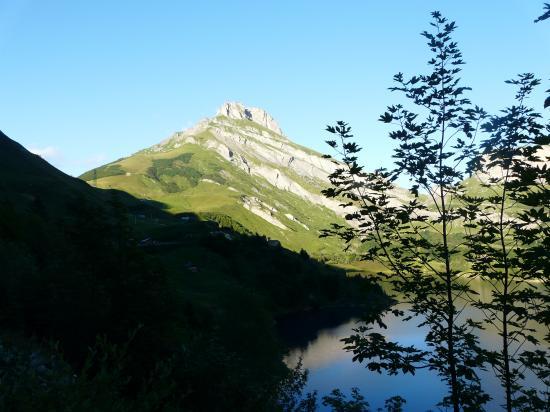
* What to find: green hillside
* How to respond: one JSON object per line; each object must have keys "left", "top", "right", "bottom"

{"left": 0, "top": 130, "right": 387, "bottom": 410}
{"left": 80, "top": 105, "right": 352, "bottom": 259}
{"left": 80, "top": 104, "right": 535, "bottom": 266}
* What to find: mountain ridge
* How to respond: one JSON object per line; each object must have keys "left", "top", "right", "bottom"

{"left": 81, "top": 102, "right": 353, "bottom": 256}
{"left": 80, "top": 102, "right": 548, "bottom": 257}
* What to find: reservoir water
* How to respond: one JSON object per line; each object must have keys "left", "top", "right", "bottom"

{"left": 279, "top": 281, "right": 546, "bottom": 411}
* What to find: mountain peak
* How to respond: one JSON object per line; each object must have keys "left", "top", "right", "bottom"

{"left": 216, "top": 102, "right": 283, "bottom": 135}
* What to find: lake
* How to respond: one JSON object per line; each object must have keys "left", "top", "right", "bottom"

{"left": 279, "top": 281, "right": 545, "bottom": 411}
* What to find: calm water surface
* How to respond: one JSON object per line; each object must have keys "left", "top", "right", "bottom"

{"left": 280, "top": 281, "right": 545, "bottom": 411}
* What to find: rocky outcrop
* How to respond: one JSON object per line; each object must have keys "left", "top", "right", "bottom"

{"left": 159, "top": 106, "right": 357, "bottom": 219}
{"left": 241, "top": 195, "right": 288, "bottom": 230}
{"left": 132, "top": 101, "right": 412, "bottom": 235}
{"left": 216, "top": 102, "right": 283, "bottom": 135}
{"left": 285, "top": 213, "right": 309, "bottom": 230}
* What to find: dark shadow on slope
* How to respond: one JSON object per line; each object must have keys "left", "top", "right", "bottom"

{"left": 0, "top": 130, "right": 170, "bottom": 215}
{"left": 0, "top": 130, "right": 390, "bottom": 411}
{"left": 276, "top": 306, "right": 371, "bottom": 351}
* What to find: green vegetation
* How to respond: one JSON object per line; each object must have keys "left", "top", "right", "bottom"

{"left": 462, "top": 74, "right": 549, "bottom": 411}
{"left": 80, "top": 164, "right": 126, "bottom": 181}
{"left": 321, "top": 10, "right": 549, "bottom": 412}
{"left": 3, "top": 5, "right": 548, "bottom": 410}
{"left": 0, "top": 131, "right": 387, "bottom": 411}
{"left": 79, "top": 121, "right": 351, "bottom": 259}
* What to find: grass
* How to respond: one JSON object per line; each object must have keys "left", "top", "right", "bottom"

{"left": 80, "top": 121, "right": 351, "bottom": 257}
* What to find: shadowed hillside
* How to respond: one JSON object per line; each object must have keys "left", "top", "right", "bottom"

{"left": 0, "top": 131, "right": 387, "bottom": 411}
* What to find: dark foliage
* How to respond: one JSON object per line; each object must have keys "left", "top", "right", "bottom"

{"left": 462, "top": 74, "right": 549, "bottom": 411}
{"left": 534, "top": 3, "right": 550, "bottom": 23}
{"left": 0, "top": 130, "right": 389, "bottom": 410}
{"left": 321, "top": 9, "right": 550, "bottom": 412}
{"left": 322, "top": 12, "right": 489, "bottom": 412}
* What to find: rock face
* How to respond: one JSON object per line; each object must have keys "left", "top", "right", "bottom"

{"left": 158, "top": 102, "right": 351, "bottom": 219}
{"left": 216, "top": 102, "right": 283, "bottom": 135}
{"left": 241, "top": 195, "right": 288, "bottom": 230}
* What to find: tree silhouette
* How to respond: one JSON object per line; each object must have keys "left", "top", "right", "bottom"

{"left": 462, "top": 74, "right": 549, "bottom": 411}
{"left": 322, "top": 12, "right": 489, "bottom": 412}
{"left": 534, "top": 3, "right": 550, "bottom": 23}
{"left": 322, "top": 9, "right": 550, "bottom": 412}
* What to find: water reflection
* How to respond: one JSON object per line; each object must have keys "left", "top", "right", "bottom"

{"left": 279, "top": 280, "right": 545, "bottom": 411}
{"left": 281, "top": 308, "right": 447, "bottom": 411}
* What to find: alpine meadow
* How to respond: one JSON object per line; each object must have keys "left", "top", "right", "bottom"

{"left": 0, "top": 2, "right": 548, "bottom": 411}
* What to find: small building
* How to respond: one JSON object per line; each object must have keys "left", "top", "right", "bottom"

{"left": 178, "top": 213, "right": 197, "bottom": 222}
{"left": 267, "top": 239, "right": 281, "bottom": 248}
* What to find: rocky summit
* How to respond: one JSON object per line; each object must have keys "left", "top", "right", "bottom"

{"left": 216, "top": 102, "right": 284, "bottom": 135}
{"left": 80, "top": 102, "right": 352, "bottom": 256}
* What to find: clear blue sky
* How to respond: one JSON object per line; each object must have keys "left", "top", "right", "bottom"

{"left": 1, "top": 1, "right": 548, "bottom": 176}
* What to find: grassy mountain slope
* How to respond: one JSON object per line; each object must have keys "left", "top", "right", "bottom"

{"left": 0, "top": 131, "right": 101, "bottom": 210}
{"left": 0, "top": 130, "right": 168, "bottom": 219}
{"left": 80, "top": 104, "right": 351, "bottom": 258}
